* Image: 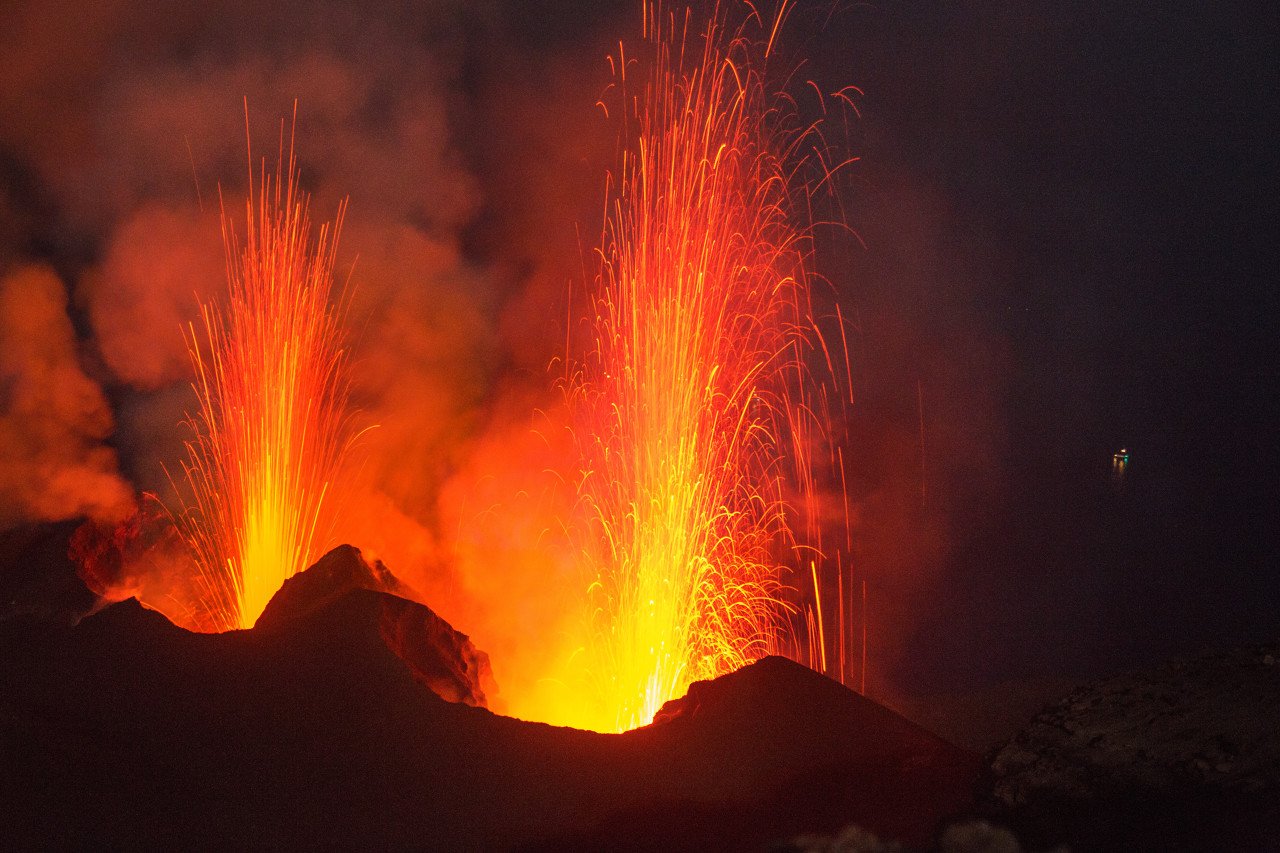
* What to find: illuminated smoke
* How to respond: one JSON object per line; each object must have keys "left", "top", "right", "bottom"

{"left": 0, "top": 264, "right": 133, "bottom": 527}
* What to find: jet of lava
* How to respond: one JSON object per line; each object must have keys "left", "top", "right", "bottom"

{"left": 566, "top": 1, "right": 841, "bottom": 731}
{"left": 172, "top": 124, "right": 356, "bottom": 631}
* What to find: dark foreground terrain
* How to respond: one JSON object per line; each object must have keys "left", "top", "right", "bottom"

{"left": 978, "top": 639, "right": 1280, "bottom": 852}
{"left": 0, "top": 544, "right": 977, "bottom": 850}
{"left": 4, "top": 537, "right": 1278, "bottom": 851}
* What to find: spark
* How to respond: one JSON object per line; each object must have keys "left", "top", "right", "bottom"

{"left": 172, "top": 119, "right": 355, "bottom": 631}
{"left": 565, "top": 1, "right": 837, "bottom": 732}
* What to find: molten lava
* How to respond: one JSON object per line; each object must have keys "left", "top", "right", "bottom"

{"left": 564, "top": 2, "right": 839, "bottom": 731}
{"left": 172, "top": 134, "right": 355, "bottom": 631}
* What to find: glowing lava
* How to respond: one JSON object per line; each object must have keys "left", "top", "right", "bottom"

{"left": 173, "top": 133, "right": 355, "bottom": 631}
{"left": 566, "top": 1, "right": 834, "bottom": 731}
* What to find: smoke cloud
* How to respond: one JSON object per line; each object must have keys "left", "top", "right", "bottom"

{"left": 0, "top": 0, "right": 510, "bottom": 511}
{"left": 0, "top": 0, "right": 622, "bottom": 712}
{"left": 0, "top": 264, "right": 133, "bottom": 526}
{"left": 78, "top": 205, "right": 223, "bottom": 390}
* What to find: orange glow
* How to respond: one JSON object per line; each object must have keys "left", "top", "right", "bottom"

{"left": 171, "top": 125, "right": 356, "bottom": 631}
{"left": 81, "top": 8, "right": 865, "bottom": 716}
{"left": 557, "top": 2, "right": 834, "bottom": 732}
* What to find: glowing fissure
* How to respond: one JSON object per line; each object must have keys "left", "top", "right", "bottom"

{"left": 174, "top": 136, "right": 354, "bottom": 632}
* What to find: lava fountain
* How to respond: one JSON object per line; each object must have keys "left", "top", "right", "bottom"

{"left": 172, "top": 129, "right": 355, "bottom": 632}
{"left": 566, "top": 1, "right": 841, "bottom": 731}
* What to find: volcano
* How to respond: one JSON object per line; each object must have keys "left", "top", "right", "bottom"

{"left": 1, "top": 545, "right": 978, "bottom": 850}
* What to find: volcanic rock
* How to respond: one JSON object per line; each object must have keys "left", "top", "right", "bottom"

{"left": 255, "top": 544, "right": 419, "bottom": 626}
{"left": 569, "top": 655, "right": 983, "bottom": 849}
{"left": 981, "top": 640, "right": 1280, "bottom": 851}
{"left": 1, "top": 546, "right": 981, "bottom": 850}
{"left": 786, "top": 819, "right": 1024, "bottom": 853}
{"left": 256, "top": 544, "right": 498, "bottom": 708}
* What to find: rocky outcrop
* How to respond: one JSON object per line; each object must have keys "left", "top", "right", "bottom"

{"left": 376, "top": 592, "right": 500, "bottom": 708}
{"left": 983, "top": 641, "right": 1280, "bottom": 851}
{"left": 254, "top": 544, "right": 419, "bottom": 627}
{"left": 595, "top": 656, "right": 983, "bottom": 849}
{"left": 256, "top": 544, "right": 498, "bottom": 708}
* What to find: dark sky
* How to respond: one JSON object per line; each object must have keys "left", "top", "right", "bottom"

{"left": 794, "top": 0, "right": 1278, "bottom": 693}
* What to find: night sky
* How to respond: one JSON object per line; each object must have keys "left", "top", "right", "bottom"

{"left": 0, "top": 0, "right": 1275, "bottom": 718}
{"left": 809, "top": 0, "right": 1278, "bottom": 694}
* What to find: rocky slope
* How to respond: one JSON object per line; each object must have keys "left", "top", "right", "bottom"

{"left": 1, "top": 544, "right": 979, "bottom": 850}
